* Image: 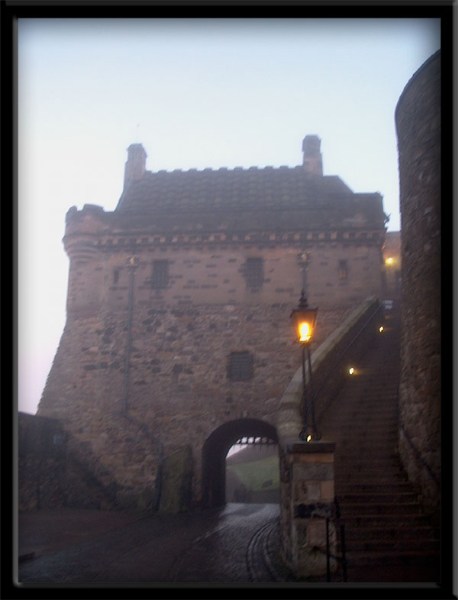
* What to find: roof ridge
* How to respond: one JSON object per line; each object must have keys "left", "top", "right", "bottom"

{"left": 147, "top": 165, "right": 305, "bottom": 175}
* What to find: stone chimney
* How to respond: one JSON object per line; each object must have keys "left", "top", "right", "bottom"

{"left": 302, "top": 135, "right": 323, "bottom": 176}
{"left": 123, "top": 143, "right": 147, "bottom": 190}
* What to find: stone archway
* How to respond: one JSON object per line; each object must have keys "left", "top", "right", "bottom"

{"left": 201, "top": 418, "right": 278, "bottom": 508}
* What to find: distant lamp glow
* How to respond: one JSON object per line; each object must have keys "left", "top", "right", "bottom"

{"left": 385, "top": 257, "right": 395, "bottom": 266}
{"left": 348, "top": 367, "right": 355, "bottom": 375}
{"left": 306, "top": 434, "right": 312, "bottom": 443}
{"left": 379, "top": 326, "right": 384, "bottom": 333}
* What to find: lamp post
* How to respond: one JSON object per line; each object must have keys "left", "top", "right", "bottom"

{"left": 291, "top": 290, "right": 319, "bottom": 442}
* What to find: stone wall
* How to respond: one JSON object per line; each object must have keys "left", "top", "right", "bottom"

{"left": 18, "top": 413, "right": 67, "bottom": 511}
{"left": 18, "top": 413, "right": 121, "bottom": 511}
{"left": 395, "top": 50, "right": 441, "bottom": 516}
{"left": 62, "top": 208, "right": 385, "bottom": 316}
{"left": 39, "top": 296, "right": 351, "bottom": 508}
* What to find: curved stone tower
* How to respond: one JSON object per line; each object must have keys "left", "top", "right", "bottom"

{"left": 395, "top": 51, "right": 441, "bottom": 517}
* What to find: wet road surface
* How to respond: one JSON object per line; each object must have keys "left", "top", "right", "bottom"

{"left": 18, "top": 503, "right": 291, "bottom": 585}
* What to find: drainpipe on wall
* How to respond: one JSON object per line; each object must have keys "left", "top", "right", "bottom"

{"left": 122, "top": 256, "right": 138, "bottom": 413}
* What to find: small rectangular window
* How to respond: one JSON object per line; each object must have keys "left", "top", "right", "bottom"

{"left": 244, "top": 257, "right": 264, "bottom": 289}
{"left": 227, "top": 351, "right": 254, "bottom": 381}
{"left": 338, "top": 259, "right": 348, "bottom": 281}
{"left": 151, "top": 260, "right": 169, "bottom": 289}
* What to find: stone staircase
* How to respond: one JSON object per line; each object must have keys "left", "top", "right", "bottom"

{"left": 319, "top": 310, "right": 440, "bottom": 582}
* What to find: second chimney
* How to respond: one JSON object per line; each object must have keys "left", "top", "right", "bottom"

{"left": 124, "top": 143, "right": 147, "bottom": 190}
{"left": 302, "top": 135, "right": 323, "bottom": 176}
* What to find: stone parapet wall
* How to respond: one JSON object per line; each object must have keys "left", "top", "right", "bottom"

{"left": 277, "top": 296, "right": 383, "bottom": 444}
{"left": 277, "top": 296, "right": 383, "bottom": 576}
{"left": 395, "top": 50, "right": 441, "bottom": 517}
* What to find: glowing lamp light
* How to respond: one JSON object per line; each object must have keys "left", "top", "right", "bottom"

{"left": 291, "top": 292, "right": 318, "bottom": 346}
{"left": 348, "top": 367, "right": 355, "bottom": 375}
{"left": 298, "top": 321, "right": 312, "bottom": 343}
{"left": 379, "top": 326, "right": 384, "bottom": 333}
{"left": 385, "top": 257, "right": 395, "bottom": 266}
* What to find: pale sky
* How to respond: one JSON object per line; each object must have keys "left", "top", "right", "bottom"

{"left": 17, "top": 18, "right": 441, "bottom": 415}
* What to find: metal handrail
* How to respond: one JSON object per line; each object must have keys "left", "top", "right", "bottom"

{"left": 324, "top": 520, "right": 347, "bottom": 582}
{"left": 325, "top": 499, "right": 348, "bottom": 582}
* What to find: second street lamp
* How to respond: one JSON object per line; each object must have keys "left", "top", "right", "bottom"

{"left": 291, "top": 290, "right": 319, "bottom": 442}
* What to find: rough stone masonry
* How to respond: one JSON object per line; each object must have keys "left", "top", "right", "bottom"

{"left": 37, "top": 135, "right": 388, "bottom": 510}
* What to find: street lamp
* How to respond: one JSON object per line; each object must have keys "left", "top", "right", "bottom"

{"left": 291, "top": 290, "right": 319, "bottom": 442}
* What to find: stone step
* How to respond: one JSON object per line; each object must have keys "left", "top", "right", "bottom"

{"left": 336, "top": 386, "right": 399, "bottom": 393}
{"left": 339, "top": 514, "right": 431, "bottom": 527}
{"left": 335, "top": 474, "right": 409, "bottom": 484}
{"left": 336, "top": 483, "right": 418, "bottom": 495}
{"left": 331, "top": 407, "right": 399, "bottom": 414}
{"left": 331, "top": 438, "right": 398, "bottom": 446}
{"left": 335, "top": 468, "right": 405, "bottom": 479}
{"left": 336, "top": 463, "right": 406, "bottom": 473}
{"left": 335, "top": 453, "right": 401, "bottom": 461}
{"left": 339, "top": 539, "right": 439, "bottom": 554}
{"left": 335, "top": 456, "right": 402, "bottom": 464}
{"left": 342, "top": 562, "right": 438, "bottom": 583}
{"left": 337, "top": 492, "right": 419, "bottom": 504}
{"left": 340, "top": 502, "right": 421, "bottom": 516}
{"left": 327, "top": 403, "right": 399, "bottom": 411}
{"left": 328, "top": 439, "right": 399, "bottom": 449}
{"left": 343, "top": 549, "right": 440, "bottom": 568}
{"left": 336, "top": 456, "right": 401, "bottom": 465}
{"left": 343, "top": 524, "right": 438, "bottom": 541}
{"left": 332, "top": 425, "right": 399, "bottom": 432}
{"left": 328, "top": 423, "right": 398, "bottom": 432}
{"left": 325, "top": 424, "right": 399, "bottom": 433}
{"left": 328, "top": 428, "right": 398, "bottom": 437}
{"left": 329, "top": 414, "right": 398, "bottom": 421}
{"left": 332, "top": 405, "right": 398, "bottom": 412}
{"left": 336, "top": 444, "right": 400, "bottom": 451}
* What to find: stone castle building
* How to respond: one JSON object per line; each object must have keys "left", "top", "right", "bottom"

{"left": 37, "top": 135, "right": 389, "bottom": 510}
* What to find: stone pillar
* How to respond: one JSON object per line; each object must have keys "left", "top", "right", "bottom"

{"left": 280, "top": 441, "right": 336, "bottom": 579}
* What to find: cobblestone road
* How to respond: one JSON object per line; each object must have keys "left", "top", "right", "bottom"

{"left": 18, "top": 503, "right": 293, "bottom": 586}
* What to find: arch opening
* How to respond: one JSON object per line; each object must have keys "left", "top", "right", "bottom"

{"left": 202, "top": 418, "right": 279, "bottom": 508}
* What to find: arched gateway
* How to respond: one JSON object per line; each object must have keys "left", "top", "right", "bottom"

{"left": 202, "top": 418, "right": 278, "bottom": 507}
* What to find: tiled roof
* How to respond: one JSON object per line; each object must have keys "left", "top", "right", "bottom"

{"left": 115, "top": 166, "right": 385, "bottom": 232}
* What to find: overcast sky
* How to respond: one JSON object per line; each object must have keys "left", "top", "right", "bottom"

{"left": 17, "top": 18, "right": 441, "bottom": 415}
